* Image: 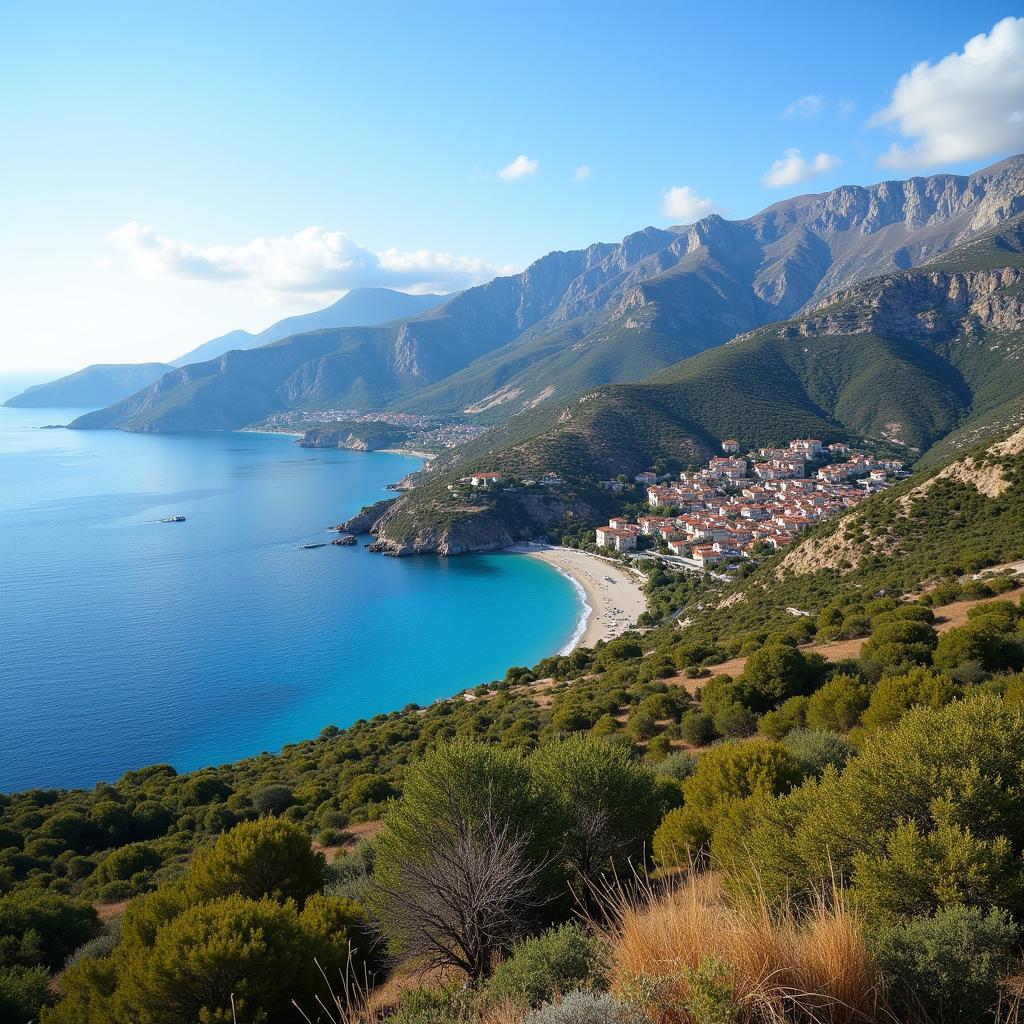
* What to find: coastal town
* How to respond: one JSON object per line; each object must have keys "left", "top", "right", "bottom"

{"left": 593, "top": 438, "right": 906, "bottom": 567}
{"left": 260, "top": 408, "right": 488, "bottom": 451}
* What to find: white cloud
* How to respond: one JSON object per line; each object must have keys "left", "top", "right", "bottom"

{"left": 498, "top": 154, "right": 539, "bottom": 180}
{"left": 761, "top": 148, "right": 842, "bottom": 188}
{"left": 660, "top": 185, "right": 721, "bottom": 221}
{"left": 781, "top": 94, "right": 823, "bottom": 119}
{"left": 573, "top": 164, "right": 591, "bottom": 181}
{"left": 872, "top": 16, "right": 1024, "bottom": 168}
{"left": 107, "top": 223, "right": 509, "bottom": 297}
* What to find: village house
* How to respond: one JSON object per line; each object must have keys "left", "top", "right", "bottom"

{"left": 595, "top": 525, "right": 638, "bottom": 552}
{"left": 469, "top": 472, "right": 503, "bottom": 488}
{"left": 634, "top": 471, "right": 658, "bottom": 485}
{"left": 721, "top": 439, "right": 740, "bottom": 453}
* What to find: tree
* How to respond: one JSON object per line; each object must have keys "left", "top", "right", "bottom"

{"left": 185, "top": 817, "right": 325, "bottom": 906}
{"left": 860, "top": 667, "right": 957, "bottom": 733}
{"left": 530, "top": 736, "right": 662, "bottom": 882}
{"left": 370, "top": 741, "right": 546, "bottom": 982}
{"left": 805, "top": 674, "right": 870, "bottom": 732}
{"left": 736, "top": 643, "right": 813, "bottom": 710}
{"left": 0, "top": 890, "right": 98, "bottom": 970}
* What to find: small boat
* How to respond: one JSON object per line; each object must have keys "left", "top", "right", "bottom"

{"left": 300, "top": 542, "right": 327, "bottom": 549}
{"left": 160, "top": 515, "right": 186, "bottom": 523}
{"left": 331, "top": 534, "right": 357, "bottom": 546}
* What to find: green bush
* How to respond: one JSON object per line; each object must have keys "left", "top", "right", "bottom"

{"left": 489, "top": 924, "right": 605, "bottom": 1008}
{"left": 782, "top": 729, "right": 854, "bottom": 776}
{"left": 757, "top": 696, "right": 808, "bottom": 739}
{"left": 679, "top": 710, "right": 716, "bottom": 745}
{"left": 805, "top": 675, "right": 869, "bottom": 732}
{"left": 872, "top": 905, "right": 1019, "bottom": 1023}
{"left": 0, "top": 964, "right": 52, "bottom": 1022}
{"left": 653, "top": 741, "right": 803, "bottom": 866}
{"left": 186, "top": 817, "right": 325, "bottom": 906}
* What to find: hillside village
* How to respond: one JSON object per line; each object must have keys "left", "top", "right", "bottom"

{"left": 594, "top": 438, "right": 907, "bottom": 567}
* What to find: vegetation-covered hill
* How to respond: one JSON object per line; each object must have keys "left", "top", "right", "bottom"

{"left": 71, "top": 157, "right": 1024, "bottom": 433}
{"left": 365, "top": 222, "right": 1024, "bottom": 555}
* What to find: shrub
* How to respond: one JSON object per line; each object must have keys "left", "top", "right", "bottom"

{"left": 0, "top": 889, "right": 98, "bottom": 970}
{"left": 250, "top": 784, "right": 294, "bottom": 816}
{"left": 756, "top": 695, "right": 808, "bottom": 740}
{"left": 655, "top": 752, "right": 697, "bottom": 784}
{"left": 186, "top": 817, "right": 325, "bottom": 906}
{"left": 489, "top": 924, "right": 606, "bottom": 1007}
{"left": 678, "top": 710, "right": 716, "bottom": 746}
{"left": 782, "top": 729, "right": 854, "bottom": 777}
{"left": 872, "top": 905, "right": 1019, "bottom": 1023}
{"left": 712, "top": 703, "right": 756, "bottom": 739}
{"left": 0, "top": 965, "right": 51, "bottom": 1022}
{"left": 653, "top": 741, "right": 803, "bottom": 866}
{"left": 804, "top": 675, "right": 869, "bottom": 732}
{"left": 523, "top": 989, "right": 649, "bottom": 1024}
{"left": 737, "top": 696, "right": 1024, "bottom": 919}
{"left": 860, "top": 667, "right": 957, "bottom": 733}
{"left": 736, "top": 643, "right": 813, "bottom": 710}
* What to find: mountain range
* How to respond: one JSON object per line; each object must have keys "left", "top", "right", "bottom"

{"left": 358, "top": 214, "right": 1024, "bottom": 555}
{"left": 3, "top": 288, "right": 444, "bottom": 409}
{"left": 67, "top": 155, "right": 1024, "bottom": 433}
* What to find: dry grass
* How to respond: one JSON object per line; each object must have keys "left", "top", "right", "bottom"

{"left": 597, "top": 872, "right": 885, "bottom": 1024}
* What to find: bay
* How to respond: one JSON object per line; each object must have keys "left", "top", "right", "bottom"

{"left": 0, "top": 399, "right": 581, "bottom": 791}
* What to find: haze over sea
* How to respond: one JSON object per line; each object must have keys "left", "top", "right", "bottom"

{"left": 0, "top": 385, "right": 582, "bottom": 791}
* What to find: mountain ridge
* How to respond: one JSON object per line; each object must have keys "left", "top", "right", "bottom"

{"left": 6, "top": 288, "right": 445, "bottom": 410}
{"left": 71, "top": 155, "right": 1024, "bottom": 432}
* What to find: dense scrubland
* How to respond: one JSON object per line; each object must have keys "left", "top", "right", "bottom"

{"left": 2, "top": 428, "right": 1024, "bottom": 1023}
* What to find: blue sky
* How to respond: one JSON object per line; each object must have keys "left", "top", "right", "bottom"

{"left": 1, "top": 1, "right": 1022, "bottom": 370}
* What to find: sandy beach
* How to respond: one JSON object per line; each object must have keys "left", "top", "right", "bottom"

{"left": 511, "top": 544, "right": 648, "bottom": 650}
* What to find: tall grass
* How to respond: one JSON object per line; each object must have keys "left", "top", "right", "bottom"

{"left": 594, "top": 872, "right": 885, "bottom": 1024}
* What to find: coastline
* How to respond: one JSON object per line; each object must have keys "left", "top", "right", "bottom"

{"left": 378, "top": 447, "right": 435, "bottom": 460}
{"left": 509, "top": 544, "right": 647, "bottom": 651}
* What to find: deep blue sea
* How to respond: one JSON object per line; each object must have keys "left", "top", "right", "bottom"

{"left": 0, "top": 391, "right": 582, "bottom": 792}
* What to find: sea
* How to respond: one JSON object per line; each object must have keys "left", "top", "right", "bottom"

{"left": 0, "top": 381, "right": 583, "bottom": 791}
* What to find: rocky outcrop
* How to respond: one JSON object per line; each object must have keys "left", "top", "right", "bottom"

{"left": 338, "top": 498, "right": 398, "bottom": 534}
{"left": 365, "top": 489, "right": 601, "bottom": 556}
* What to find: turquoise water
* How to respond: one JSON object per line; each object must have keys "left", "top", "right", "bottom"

{"left": 0, "top": 401, "right": 582, "bottom": 791}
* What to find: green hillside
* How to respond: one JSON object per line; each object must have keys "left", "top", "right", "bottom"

{"left": 367, "top": 232, "right": 1024, "bottom": 555}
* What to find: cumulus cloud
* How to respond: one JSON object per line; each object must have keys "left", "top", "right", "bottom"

{"left": 781, "top": 94, "right": 823, "bottom": 119}
{"left": 107, "top": 223, "right": 509, "bottom": 297}
{"left": 660, "top": 185, "right": 721, "bottom": 221}
{"left": 498, "top": 154, "right": 539, "bottom": 180}
{"left": 573, "top": 164, "right": 591, "bottom": 181}
{"left": 761, "top": 148, "right": 842, "bottom": 188}
{"left": 872, "top": 16, "right": 1024, "bottom": 168}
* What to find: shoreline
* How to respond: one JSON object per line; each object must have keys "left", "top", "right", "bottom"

{"left": 509, "top": 544, "right": 648, "bottom": 651}
{"left": 378, "top": 447, "right": 435, "bottom": 460}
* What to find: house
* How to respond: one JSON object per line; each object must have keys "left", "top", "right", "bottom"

{"left": 635, "top": 471, "right": 658, "bottom": 485}
{"left": 600, "top": 479, "right": 624, "bottom": 493}
{"left": 721, "top": 439, "right": 740, "bottom": 453}
{"left": 539, "top": 473, "right": 564, "bottom": 486}
{"left": 470, "top": 472, "right": 503, "bottom": 488}
{"left": 790, "top": 438, "right": 823, "bottom": 456}
{"left": 668, "top": 538, "right": 689, "bottom": 556}
{"left": 691, "top": 545, "right": 725, "bottom": 567}
{"left": 595, "top": 527, "right": 638, "bottom": 553}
